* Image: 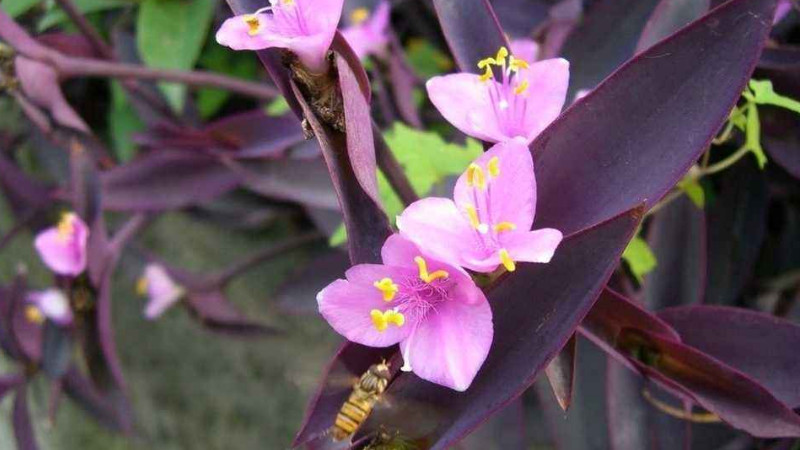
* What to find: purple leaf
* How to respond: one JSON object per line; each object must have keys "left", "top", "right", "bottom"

{"left": 62, "top": 366, "right": 129, "bottom": 432}
{"left": 0, "top": 153, "right": 52, "bottom": 218}
{"left": 12, "top": 387, "right": 38, "bottom": 450}
{"left": 643, "top": 196, "right": 706, "bottom": 309}
{"left": 276, "top": 250, "right": 350, "bottom": 315}
{"left": 658, "top": 305, "right": 800, "bottom": 409}
{"left": 533, "top": 0, "right": 778, "bottom": 236}
{"left": 289, "top": 80, "right": 391, "bottom": 265}
{"left": 761, "top": 105, "right": 800, "bottom": 179}
{"left": 544, "top": 333, "right": 576, "bottom": 412}
{"left": 14, "top": 56, "right": 89, "bottom": 133}
{"left": 432, "top": 0, "right": 509, "bottom": 73}
{"left": 356, "top": 207, "right": 641, "bottom": 448}
{"left": 101, "top": 151, "right": 241, "bottom": 211}
{"left": 559, "top": 0, "right": 660, "bottom": 95}
{"left": 234, "top": 157, "right": 339, "bottom": 210}
{"left": 69, "top": 139, "right": 102, "bottom": 226}
{"left": 331, "top": 33, "right": 372, "bottom": 103}
{"left": 490, "top": 0, "right": 552, "bottom": 37}
{"left": 186, "top": 290, "right": 281, "bottom": 337}
{"left": 635, "top": 0, "right": 709, "bottom": 53}
{"left": 0, "top": 373, "right": 25, "bottom": 400}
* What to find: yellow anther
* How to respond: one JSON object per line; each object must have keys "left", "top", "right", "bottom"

{"left": 487, "top": 156, "right": 500, "bottom": 177}
{"left": 464, "top": 204, "right": 481, "bottom": 229}
{"left": 350, "top": 7, "right": 370, "bottom": 25}
{"left": 479, "top": 66, "right": 494, "bottom": 82}
{"left": 513, "top": 80, "right": 530, "bottom": 96}
{"left": 509, "top": 56, "right": 529, "bottom": 71}
{"left": 243, "top": 15, "right": 261, "bottom": 35}
{"left": 466, "top": 163, "right": 486, "bottom": 189}
{"left": 135, "top": 277, "right": 148, "bottom": 297}
{"left": 414, "top": 256, "right": 449, "bottom": 283}
{"left": 494, "top": 222, "right": 517, "bottom": 233}
{"left": 371, "top": 309, "right": 405, "bottom": 332}
{"left": 495, "top": 46, "right": 509, "bottom": 65}
{"left": 56, "top": 212, "right": 76, "bottom": 241}
{"left": 373, "top": 278, "right": 398, "bottom": 302}
{"left": 499, "top": 248, "right": 516, "bottom": 272}
{"left": 282, "top": 0, "right": 294, "bottom": 5}
{"left": 24, "top": 305, "right": 44, "bottom": 325}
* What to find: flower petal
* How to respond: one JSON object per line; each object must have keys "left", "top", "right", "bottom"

{"left": 28, "top": 289, "right": 73, "bottom": 326}
{"left": 454, "top": 140, "right": 536, "bottom": 232}
{"left": 503, "top": 228, "right": 563, "bottom": 264}
{"left": 510, "top": 38, "right": 540, "bottom": 63}
{"left": 33, "top": 217, "right": 88, "bottom": 277}
{"left": 400, "top": 295, "right": 492, "bottom": 391}
{"left": 215, "top": 14, "right": 274, "bottom": 50}
{"left": 143, "top": 265, "right": 185, "bottom": 320}
{"left": 396, "top": 198, "right": 487, "bottom": 271}
{"left": 426, "top": 73, "right": 508, "bottom": 143}
{"left": 318, "top": 278, "right": 411, "bottom": 347}
{"left": 518, "top": 58, "right": 570, "bottom": 143}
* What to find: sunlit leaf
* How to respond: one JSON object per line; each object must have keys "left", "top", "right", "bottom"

{"left": 265, "top": 97, "right": 291, "bottom": 117}
{"left": 622, "top": 235, "right": 657, "bottom": 282}
{"left": 749, "top": 79, "right": 800, "bottom": 114}
{"left": 677, "top": 175, "right": 705, "bottom": 208}
{"left": 405, "top": 38, "right": 454, "bottom": 79}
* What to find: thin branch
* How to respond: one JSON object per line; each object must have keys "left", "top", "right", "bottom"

{"left": 52, "top": 0, "right": 113, "bottom": 59}
{"left": 372, "top": 122, "right": 419, "bottom": 206}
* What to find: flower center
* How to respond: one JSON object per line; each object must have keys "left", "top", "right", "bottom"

{"left": 462, "top": 156, "right": 517, "bottom": 272}
{"left": 350, "top": 7, "right": 370, "bottom": 25}
{"left": 476, "top": 46, "right": 531, "bottom": 139}
{"left": 243, "top": 14, "right": 262, "bottom": 36}
{"left": 57, "top": 212, "right": 76, "bottom": 242}
{"left": 24, "top": 305, "right": 44, "bottom": 324}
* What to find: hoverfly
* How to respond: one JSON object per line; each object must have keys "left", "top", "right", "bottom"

{"left": 331, "top": 361, "right": 392, "bottom": 441}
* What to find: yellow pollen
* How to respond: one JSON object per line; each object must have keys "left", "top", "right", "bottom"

{"left": 466, "top": 163, "right": 486, "bottom": 189}
{"left": 487, "top": 156, "right": 500, "bottom": 177}
{"left": 479, "top": 66, "right": 493, "bottom": 82}
{"left": 494, "top": 222, "right": 517, "bottom": 233}
{"left": 56, "top": 212, "right": 76, "bottom": 241}
{"left": 514, "top": 80, "right": 530, "bottom": 96}
{"left": 371, "top": 309, "right": 405, "bottom": 332}
{"left": 414, "top": 256, "right": 449, "bottom": 283}
{"left": 373, "top": 278, "right": 398, "bottom": 302}
{"left": 495, "top": 46, "right": 509, "bottom": 65}
{"left": 499, "top": 249, "right": 516, "bottom": 272}
{"left": 509, "top": 56, "right": 529, "bottom": 71}
{"left": 25, "top": 305, "right": 44, "bottom": 324}
{"left": 464, "top": 204, "right": 481, "bottom": 229}
{"left": 350, "top": 7, "right": 370, "bottom": 25}
{"left": 135, "top": 277, "right": 148, "bottom": 296}
{"left": 282, "top": 0, "right": 294, "bottom": 5}
{"left": 243, "top": 15, "right": 261, "bottom": 36}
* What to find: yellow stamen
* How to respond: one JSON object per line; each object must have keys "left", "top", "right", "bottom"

{"left": 487, "top": 156, "right": 500, "bottom": 177}
{"left": 464, "top": 204, "right": 481, "bottom": 229}
{"left": 414, "top": 256, "right": 449, "bottom": 283}
{"left": 370, "top": 309, "right": 405, "bottom": 332}
{"left": 466, "top": 163, "right": 486, "bottom": 189}
{"left": 350, "top": 7, "right": 370, "bottom": 25}
{"left": 514, "top": 80, "right": 530, "bottom": 96}
{"left": 479, "top": 66, "right": 493, "bottom": 82}
{"left": 373, "top": 278, "right": 398, "bottom": 302}
{"left": 282, "top": 0, "right": 294, "bottom": 5}
{"left": 499, "top": 248, "right": 516, "bottom": 272}
{"left": 135, "top": 277, "right": 148, "bottom": 296}
{"left": 25, "top": 305, "right": 44, "bottom": 324}
{"left": 509, "top": 56, "right": 529, "bottom": 71}
{"left": 243, "top": 15, "right": 261, "bottom": 36}
{"left": 495, "top": 46, "right": 509, "bottom": 65}
{"left": 56, "top": 212, "right": 76, "bottom": 241}
{"left": 494, "top": 222, "right": 517, "bottom": 233}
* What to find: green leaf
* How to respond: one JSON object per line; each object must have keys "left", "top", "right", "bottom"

{"left": 196, "top": 44, "right": 260, "bottom": 118}
{"left": 749, "top": 79, "right": 800, "bottom": 114}
{"left": 330, "top": 123, "right": 482, "bottom": 246}
{"left": 37, "top": 0, "right": 130, "bottom": 30}
{"left": 2, "top": 0, "right": 42, "bottom": 18}
{"left": 405, "top": 38, "right": 454, "bottom": 79}
{"left": 622, "top": 236, "right": 657, "bottom": 283}
{"left": 677, "top": 176, "right": 705, "bottom": 209}
{"left": 265, "top": 97, "right": 291, "bottom": 117}
{"left": 107, "top": 82, "right": 144, "bottom": 162}
{"left": 744, "top": 103, "right": 767, "bottom": 169}
{"left": 136, "top": 0, "right": 215, "bottom": 112}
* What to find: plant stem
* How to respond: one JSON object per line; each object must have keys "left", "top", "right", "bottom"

{"left": 699, "top": 144, "right": 751, "bottom": 176}
{"left": 52, "top": 0, "right": 114, "bottom": 59}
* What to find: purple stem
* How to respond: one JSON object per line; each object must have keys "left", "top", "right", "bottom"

{"left": 52, "top": 0, "right": 113, "bottom": 59}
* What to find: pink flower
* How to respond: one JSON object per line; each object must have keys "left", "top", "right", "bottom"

{"left": 340, "top": 1, "right": 391, "bottom": 60}
{"left": 397, "top": 141, "right": 562, "bottom": 273}
{"left": 317, "top": 234, "right": 492, "bottom": 391}
{"left": 34, "top": 212, "right": 89, "bottom": 277}
{"left": 426, "top": 46, "right": 569, "bottom": 145}
{"left": 138, "top": 264, "right": 185, "bottom": 320}
{"left": 26, "top": 289, "right": 73, "bottom": 326}
{"left": 215, "top": 0, "right": 344, "bottom": 73}
{"left": 510, "top": 38, "right": 539, "bottom": 63}
{"left": 774, "top": 0, "right": 793, "bottom": 24}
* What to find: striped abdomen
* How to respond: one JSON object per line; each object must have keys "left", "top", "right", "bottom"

{"left": 331, "top": 391, "right": 378, "bottom": 441}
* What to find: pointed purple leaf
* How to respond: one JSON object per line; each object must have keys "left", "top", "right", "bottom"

{"left": 643, "top": 196, "right": 706, "bottom": 309}
{"left": 544, "top": 333, "right": 576, "bottom": 412}
{"left": 62, "top": 366, "right": 128, "bottom": 432}
{"left": 534, "top": 0, "right": 777, "bottom": 236}
{"left": 13, "top": 387, "right": 38, "bottom": 450}
{"left": 235, "top": 157, "right": 340, "bottom": 210}
{"left": 276, "top": 250, "right": 350, "bottom": 315}
{"left": 186, "top": 290, "right": 281, "bottom": 337}
{"left": 14, "top": 55, "right": 89, "bottom": 133}
{"left": 101, "top": 151, "right": 241, "bottom": 211}
{"left": 356, "top": 207, "right": 641, "bottom": 448}
{"left": 635, "top": 0, "right": 709, "bottom": 53}
{"left": 659, "top": 306, "right": 800, "bottom": 409}
{"left": 432, "top": 0, "right": 509, "bottom": 73}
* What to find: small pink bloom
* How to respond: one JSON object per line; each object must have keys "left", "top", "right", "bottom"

{"left": 341, "top": 1, "right": 391, "bottom": 60}
{"left": 397, "top": 141, "right": 562, "bottom": 273}
{"left": 34, "top": 212, "right": 88, "bottom": 277}
{"left": 215, "top": 0, "right": 344, "bottom": 73}
{"left": 27, "top": 289, "right": 73, "bottom": 326}
{"left": 426, "top": 46, "right": 569, "bottom": 145}
{"left": 317, "top": 234, "right": 492, "bottom": 391}
{"left": 510, "top": 38, "right": 540, "bottom": 63}
{"left": 138, "top": 264, "right": 185, "bottom": 320}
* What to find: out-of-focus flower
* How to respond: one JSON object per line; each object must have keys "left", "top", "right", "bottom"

{"left": 26, "top": 289, "right": 73, "bottom": 326}
{"left": 138, "top": 264, "right": 186, "bottom": 320}
{"left": 34, "top": 212, "right": 89, "bottom": 277}
{"left": 340, "top": 1, "right": 391, "bottom": 60}
{"left": 397, "top": 141, "right": 562, "bottom": 273}
{"left": 510, "top": 38, "right": 539, "bottom": 63}
{"left": 215, "top": 0, "right": 344, "bottom": 73}
{"left": 426, "top": 46, "right": 569, "bottom": 144}
{"left": 317, "top": 234, "right": 492, "bottom": 391}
